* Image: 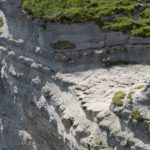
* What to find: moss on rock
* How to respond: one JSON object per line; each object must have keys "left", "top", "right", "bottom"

{"left": 131, "top": 110, "right": 144, "bottom": 123}
{"left": 113, "top": 91, "right": 126, "bottom": 107}
{"left": 51, "top": 40, "right": 76, "bottom": 50}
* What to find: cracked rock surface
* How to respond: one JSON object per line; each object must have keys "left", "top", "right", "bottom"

{"left": 0, "top": 0, "right": 149, "bottom": 150}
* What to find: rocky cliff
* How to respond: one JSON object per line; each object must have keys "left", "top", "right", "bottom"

{"left": 0, "top": 0, "right": 149, "bottom": 150}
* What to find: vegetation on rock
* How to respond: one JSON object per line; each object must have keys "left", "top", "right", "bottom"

{"left": 113, "top": 91, "right": 126, "bottom": 107}
{"left": 51, "top": 40, "right": 76, "bottom": 50}
{"left": 21, "top": 0, "right": 150, "bottom": 37}
{"left": 131, "top": 110, "right": 144, "bottom": 122}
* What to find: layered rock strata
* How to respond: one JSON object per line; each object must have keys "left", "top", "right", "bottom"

{"left": 0, "top": 0, "right": 149, "bottom": 150}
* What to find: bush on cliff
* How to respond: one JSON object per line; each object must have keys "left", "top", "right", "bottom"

{"left": 113, "top": 91, "right": 126, "bottom": 107}
{"left": 21, "top": 0, "right": 150, "bottom": 37}
{"left": 131, "top": 110, "right": 144, "bottom": 123}
{"left": 51, "top": 40, "right": 76, "bottom": 50}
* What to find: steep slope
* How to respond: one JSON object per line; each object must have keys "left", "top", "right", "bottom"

{"left": 0, "top": 0, "right": 149, "bottom": 150}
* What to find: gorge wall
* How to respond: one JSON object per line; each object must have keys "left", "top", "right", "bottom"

{"left": 0, "top": 0, "right": 149, "bottom": 150}
{"left": 1, "top": 0, "right": 150, "bottom": 65}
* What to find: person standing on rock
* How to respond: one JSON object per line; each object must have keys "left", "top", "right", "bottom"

{"left": 101, "top": 50, "right": 111, "bottom": 67}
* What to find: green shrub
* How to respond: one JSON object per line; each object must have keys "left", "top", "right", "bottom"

{"left": 113, "top": 91, "right": 126, "bottom": 107}
{"left": 131, "top": 110, "right": 144, "bottom": 122}
{"left": 51, "top": 40, "right": 76, "bottom": 50}
{"left": 21, "top": 0, "right": 150, "bottom": 37}
{"left": 132, "top": 26, "right": 150, "bottom": 37}
{"left": 102, "top": 17, "right": 140, "bottom": 33}
{"left": 141, "top": 8, "right": 150, "bottom": 18}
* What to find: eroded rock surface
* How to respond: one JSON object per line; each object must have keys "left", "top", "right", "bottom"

{"left": 0, "top": 0, "right": 149, "bottom": 150}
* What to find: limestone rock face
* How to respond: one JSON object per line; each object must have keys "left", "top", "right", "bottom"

{"left": 0, "top": 0, "right": 150, "bottom": 150}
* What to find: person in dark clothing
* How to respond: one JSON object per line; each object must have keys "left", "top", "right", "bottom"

{"left": 101, "top": 51, "right": 111, "bottom": 67}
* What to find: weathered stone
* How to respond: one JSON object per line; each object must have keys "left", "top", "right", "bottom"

{"left": 0, "top": 1, "right": 149, "bottom": 150}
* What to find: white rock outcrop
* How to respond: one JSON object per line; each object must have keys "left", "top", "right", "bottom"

{"left": 0, "top": 0, "right": 149, "bottom": 150}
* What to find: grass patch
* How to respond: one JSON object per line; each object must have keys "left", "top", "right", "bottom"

{"left": 141, "top": 8, "right": 150, "bottom": 18}
{"left": 51, "top": 40, "right": 76, "bottom": 50}
{"left": 113, "top": 91, "right": 126, "bottom": 107}
{"left": 102, "top": 17, "right": 150, "bottom": 37}
{"left": 131, "top": 110, "right": 144, "bottom": 123}
{"left": 132, "top": 26, "right": 150, "bottom": 37}
{"left": 21, "top": 0, "right": 150, "bottom": 37}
